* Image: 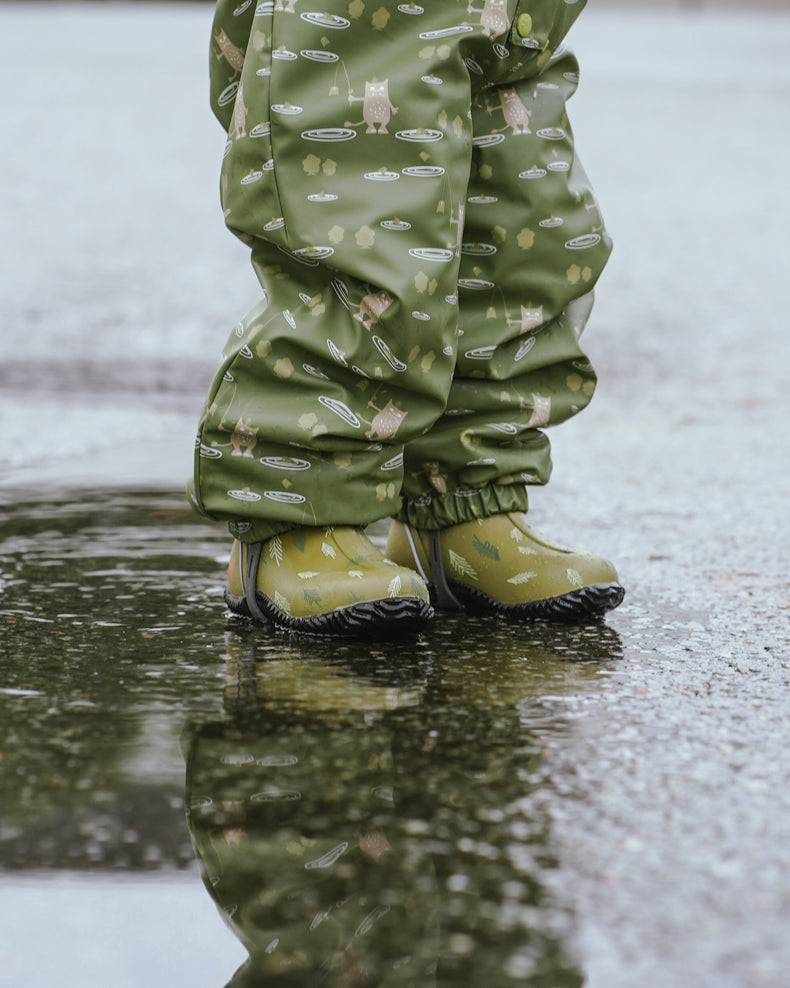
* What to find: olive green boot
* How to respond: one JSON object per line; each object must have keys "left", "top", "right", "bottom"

{"left": 226, "top": 526, "right": 433, "bottom": 636}
{"left": 385, "top": 513, "right": 624, "bottom": 622}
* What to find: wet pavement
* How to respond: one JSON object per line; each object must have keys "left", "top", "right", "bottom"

{"left": 0, "top": 492, "right": 625, "bottom": 986}
{"left": 2, "top": 3, "right": 790, "bottom": 987}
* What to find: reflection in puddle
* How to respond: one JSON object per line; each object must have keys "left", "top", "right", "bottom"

{"left": 0, "top": 492, "right": 622, "bottom": 984}
{"left": 187, "top": 627, "right": 616, "bottom": 986}
{"left": 187, "top": 617, "right": 621, "bottom": 984}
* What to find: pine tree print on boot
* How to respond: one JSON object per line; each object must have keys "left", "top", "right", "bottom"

{"left": 226, "top": 526, "right": 433, "bottom": 636}
{"left": 385, "top": 513, "right": 624, "bottom": 622}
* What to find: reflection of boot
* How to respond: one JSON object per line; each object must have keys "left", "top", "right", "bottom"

{"left": 217, "top": 612, "right": 622, "bottom": 719}
{"left": 422, "top": 613, "right": 623, "bottom": 710}
{"left": 220, "top": 624, "right": 429, "bottom": 721}
{"left": 386, "top": 513, "right": 624, "bottom": 621}
{"left": 226, "top": 526, "right": 433, "bottom": 636}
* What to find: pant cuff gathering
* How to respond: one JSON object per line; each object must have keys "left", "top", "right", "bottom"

{"left": 398, "top": 482, "right": 531, "bottom": 531}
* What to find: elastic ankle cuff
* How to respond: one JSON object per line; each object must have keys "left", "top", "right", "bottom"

{"left": 228, "top": 517, "right": 296, "bottom": 544}
{"left": 398, "top": 483, "right": 530, "bottom": 531}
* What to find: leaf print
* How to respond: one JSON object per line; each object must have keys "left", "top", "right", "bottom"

{"left": 274, "top": 358, "right": 294, "bottom": 380}
{"left": 408, "top": 575, "right": 425, "bottom": 596}
{"left": 472, "top": 536, "right": 500, "bottom": 561}
{"left": 303, "top": 588, "right": 322, "bottom": 608}
{"left": 510, "top": 527, "right": 526, "bottom": 542}
{"left": 348, "top": 569, "right": 364, "bottom": 579}
{"left": 517, "top": 227, "right": 535, "bottom": 250}
{"left": 449, "top": 550, "right": 478, "bottom": 581}
{"left": 298, "top": 571, "right": 320, "bottom": 580}
{"left": 298, "top": 412, "right": 318, "bottom": 432}
{"left": 268, "top": 535, "right": 283, "bottom": 565}
{"left": 355, "top": 225, "right": 375, "bottom": 249}
{"left": 566, "top": 568, "right": 585, "bottom": 589}
{"left": 517, "top": 545, "right": 538, "bottom": 556}
{"left": 321, "top": 541, "right": 336, "bottom": 559}
{"left": 388, "top": 575, "right": 402, "bottom": 597}
{"left": 303, "top": 153, "right": 321, "bottom": 176}
{"left": 274, "top": 590, "right": 291, "bottom": 614}
{"left": 507, "top": 571, "right": 537, "bottom": 585}
{"left": 371, "top": 6, "right": 390, "bottom": 30}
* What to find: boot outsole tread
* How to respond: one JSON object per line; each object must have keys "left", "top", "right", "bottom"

{"left": 444, "top": 580, "right": 625, "bottom": 622}
{"left": 225, "top": 588, "right": 434, "bottom": 637}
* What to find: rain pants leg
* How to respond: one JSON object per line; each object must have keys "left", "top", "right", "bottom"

{"left": 188, "top": 0, "right": 611, "bottom": 546}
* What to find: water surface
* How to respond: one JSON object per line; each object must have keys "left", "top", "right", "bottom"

{"left": 0, "top": 492, "right": 622, "bottom": 986}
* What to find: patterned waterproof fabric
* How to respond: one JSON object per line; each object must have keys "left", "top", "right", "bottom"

{"left": 189, "top": 0, "right": 610, "bottom": 542}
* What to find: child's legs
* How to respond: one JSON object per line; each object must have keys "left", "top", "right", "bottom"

{"left": 401, "top": 48, "right": 612, "bottom": 531}
{"left": 191, "top": 1, "right": 606, "bottom": 543}
{"left": 192, "top": 2, "right": 487, "bottom": 543}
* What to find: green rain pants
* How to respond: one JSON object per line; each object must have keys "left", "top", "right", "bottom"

{"left": 190, "top": 0, "right": 611, "bottom": 544}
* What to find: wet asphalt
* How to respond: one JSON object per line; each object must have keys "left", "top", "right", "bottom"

{"left": 1, "top": 4, "right": 790, "bottom": 987}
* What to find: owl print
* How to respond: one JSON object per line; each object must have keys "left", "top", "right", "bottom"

{"left": 366, "top": 400, "right": 408, "bottom": 440}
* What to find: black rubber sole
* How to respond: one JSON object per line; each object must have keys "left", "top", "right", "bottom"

{"left": 225, "top": 588, "right": 435, "bottom": 637}
{"left": 437, "top": 580, "right": 626, "bottom": 623}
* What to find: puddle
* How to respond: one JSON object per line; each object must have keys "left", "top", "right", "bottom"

{"left": 0, "top": 492, "right": 622, "bottom": 985}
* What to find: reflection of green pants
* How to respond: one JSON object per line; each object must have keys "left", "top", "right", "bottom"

{"left": 186, "top": 718, "right": 442, "bottom": 987}
{"left": 189, "top": 0, "right": 610, "bottom": 543}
